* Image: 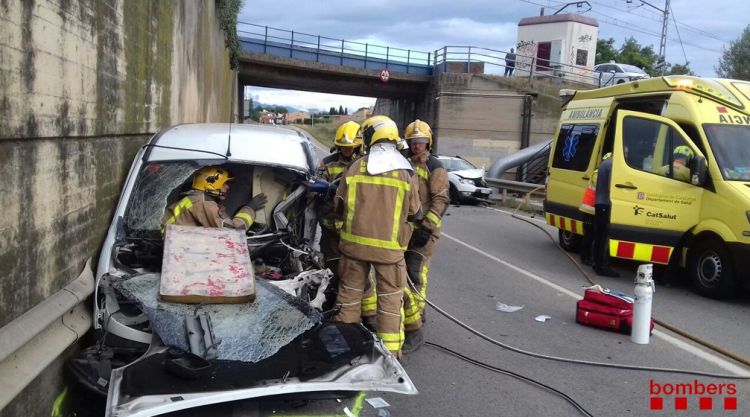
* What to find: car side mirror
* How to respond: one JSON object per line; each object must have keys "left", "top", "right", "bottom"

{"left": 690, "top": 155, "right": 707, "bottom": 186}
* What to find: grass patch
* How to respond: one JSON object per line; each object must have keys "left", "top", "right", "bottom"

{"left": 293, "top": 123, "right": 337, "bottom": 150}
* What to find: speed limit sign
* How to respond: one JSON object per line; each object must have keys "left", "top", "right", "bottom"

{"left": 379, "top": 68, "right": 391, "bottom": 83}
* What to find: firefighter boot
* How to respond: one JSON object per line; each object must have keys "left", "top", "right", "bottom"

{"left": 401, "top": 329, "right": 424, "bottom": 354}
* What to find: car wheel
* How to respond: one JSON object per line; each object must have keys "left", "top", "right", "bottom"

{"left": 449, "top": 184, "right": 461, "bottom": 205}
{"left": 688, "top": 239, "right": 736, "bottom": 299}
{"left": 558, "top": 229, "right": 582, "bottom": 253}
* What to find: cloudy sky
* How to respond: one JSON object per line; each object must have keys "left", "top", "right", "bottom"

{"left": 239, "top": 0, "right": 748, "bottom": 112}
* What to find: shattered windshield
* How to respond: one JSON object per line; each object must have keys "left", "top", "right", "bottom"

{"left": 703, "top": 124, "right": 750, "bottom": 181}
{"left": 124, "top": 161, "right": 199, "bottom": 235}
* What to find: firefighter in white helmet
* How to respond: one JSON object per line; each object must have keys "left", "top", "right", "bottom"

{"left": 400, "top": 119, "right": 449, "bottom": 353}
{"left": 333, "top": 115, "right": 421, "bottom": 358}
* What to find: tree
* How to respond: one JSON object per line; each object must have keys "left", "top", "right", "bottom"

{"left": 329, "top": 106, "right": 337, "bottom": 115}
{"left": 595, "top": 38, "right": 618, "bottom": 64}
{"left": 619, "top": 37, "right": 657, "bottom": 74}
{"left": 344, "top": 107, "right": 348, "bottom": 115}
{"left": 666, "top": 62, "right": 694, "bottom": 76}
{"left": 716, "top": 25, "right": 750, "bottom": 80}
{"left": 338, "top": 105, "right": 344, "bottom": 115}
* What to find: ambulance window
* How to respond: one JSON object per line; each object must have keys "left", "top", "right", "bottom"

{"left": 551, "top": 124, "right": 599, "bottom": 171}
{"left": 622, "top": 116, "right": 693, "bottom": 183}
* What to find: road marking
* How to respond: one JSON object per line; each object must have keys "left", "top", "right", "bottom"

{"left": 442, "top": 232, "right": 750, "bottom": 376}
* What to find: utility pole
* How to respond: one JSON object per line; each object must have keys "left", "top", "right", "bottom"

{"left": 629, "top": 0, "right": 670, "bottom": 75}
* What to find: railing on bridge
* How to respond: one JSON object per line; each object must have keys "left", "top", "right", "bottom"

{"left": 433, "top": 46, "right": 608, "bottom": 86}
{"left": 237, "top": 22, "right": 433, "bottom": 76}
{"left": 238, "top": 23, "right": 615, "bottom": 87}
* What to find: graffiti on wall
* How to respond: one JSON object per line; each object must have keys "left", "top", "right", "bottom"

{"left": 516, "top": 39, "right": 536, "bottom": 71}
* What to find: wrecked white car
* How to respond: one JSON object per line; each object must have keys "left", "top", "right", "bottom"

{"left": 69, "top": 123, "right": 416, "bottom": 417}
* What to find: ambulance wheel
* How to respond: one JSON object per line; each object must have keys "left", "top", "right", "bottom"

{"left": 558, "top": 229, "right": 582, "bottom": 252}
{"left": 689, "top": 239, "right": 736, "bottom": 299}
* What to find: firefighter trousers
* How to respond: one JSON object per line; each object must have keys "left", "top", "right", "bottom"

{"left": 403, "top": 235, "right": 437, "bottom": 332}
{"left": 320, "top": 227, "right": 342, "bottom": 310}
{"left": 335, "top": 255, "right": 406, "bottom": 355}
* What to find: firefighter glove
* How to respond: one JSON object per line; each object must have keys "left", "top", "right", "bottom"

{"left": 247, "top": 193, "right": 268, "bottom": 211}
{"left": 410, "top": 228, "right": 431, "bottom": 248}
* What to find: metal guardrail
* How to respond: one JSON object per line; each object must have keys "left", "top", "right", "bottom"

{"left": 0, "top": 259, "right": 94, "bottom": 409}
{"left": 237, "top": 22, "right": 433, "bottom": 75}
{"left": 486, "top": 177, "right": 546, "bottom": 196}
{"left": 433, "top": 46, "right": 608, "bottom": 86}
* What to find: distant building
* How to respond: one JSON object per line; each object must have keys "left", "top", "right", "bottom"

{"left": 350, "top": 107, "right": 373, "bottom": 121}
{"left": 259, "top": 111, "right": 286, "bottom": 125}
{"left": 286, "top": 111, "right": 310, "bottom": 124}
{"left": 515, "top": 13, "right": 598, "bottom": 82}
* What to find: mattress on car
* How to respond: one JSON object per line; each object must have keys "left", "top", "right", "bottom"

{"left": 161, "top": 224, "right": 255, "bottom": 304}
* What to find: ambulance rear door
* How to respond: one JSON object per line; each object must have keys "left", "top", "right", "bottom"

{"left": 609, "top": 110, "right": 705, "bottom": 264}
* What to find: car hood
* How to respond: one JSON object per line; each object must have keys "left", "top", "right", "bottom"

{"left": 450, "top": 168, "right": 485, "bottom": 179}
{"left": 107, "top": 341, "right": 416, "bottom": 417}
{"left": 104, "top": 275, "right": 417, "bottom": 416}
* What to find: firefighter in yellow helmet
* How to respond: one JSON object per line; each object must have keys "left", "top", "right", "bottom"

{"left": 318, "top": 121, "right": 363, "bottom": 307}
{"left": 333, "top": 115, "right": 421, "bottom": 358}
{"left": 657, "top": 145, "right": 694, "bottom": 182}
{"left": 400, "top": 119, "right": 449, "bottom": 353}
{"left": 161, "top": 166, "right": 267, "bottom": 232}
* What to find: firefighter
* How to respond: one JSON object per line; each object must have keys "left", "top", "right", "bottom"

{"left": 318, "top": 121, "right": 362, "bottom": 308}
{"left": 401, "top": 119, "right": 449, "bottom": 353}
{"left": 333, "top": 115, "right": 421, "bottom": 358}
{"left": 161, "top": 166, "right": 267, "bottom": 232}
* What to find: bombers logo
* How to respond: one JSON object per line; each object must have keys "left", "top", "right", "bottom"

{"left": 649, "top": 379, "right": 738, "bottom": 411}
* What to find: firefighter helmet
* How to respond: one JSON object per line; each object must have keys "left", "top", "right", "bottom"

{"left": 334, "top": 121, "right": 363, "bottom": 148}
{"left": 361, "top": 115, "right": 400, "bottom": 148}
{"left": 192, "top": 166, "right": 233, "bottom": 196}
{"left": 673, "top": 145, "right": 694, "bottom": 160}
{"left": 404, "top": 119, "right": 433, "bottom": 149}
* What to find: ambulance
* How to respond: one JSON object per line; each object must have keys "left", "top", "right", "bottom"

{"left": 544, "top": 76, "right": 750, "bottom": 298}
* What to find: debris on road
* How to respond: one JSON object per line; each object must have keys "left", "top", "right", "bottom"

{"left": 534, "top": 315, "right": 551, "bottom": 322}
{"left": 496, "top": 302, "right": 524, "bottom": 312}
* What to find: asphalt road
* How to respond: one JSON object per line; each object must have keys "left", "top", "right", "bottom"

{"left": 374, "top": 203, "right": 750, "bottom": 417}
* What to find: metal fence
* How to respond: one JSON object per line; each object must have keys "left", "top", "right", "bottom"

{"left": 433, "top": 46, "right": 608, "bottom": 86}
{"left": 237, "top": 22, "right": 433, "bottom": 75}
{"left": 516, "top": 141, "right": 551, "bottom": 184}
{"left": 238, "top": 23, "right": 622, "bottom": 87}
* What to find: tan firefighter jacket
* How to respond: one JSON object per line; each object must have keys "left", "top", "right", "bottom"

{"left": 318, "top": 152, "right": 355, "bottom": 231}
{"left": 334, "top": 156, "right": 421, "bottom": 264}
{"left": 161, "top": 190, "right": 256, "bottom": 232}
{"left": 411, "top": 152, "right": 450, "bottom": 236}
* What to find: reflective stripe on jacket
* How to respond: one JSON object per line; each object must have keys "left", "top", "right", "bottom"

{"left": 319, "top": 152, "right": 356, "bottom": 230}
{"left": 161, "top": 190, "right": 256, "bottom": 232}
{"left": 411, "top": 153, "right": 450, "bottom": 235}
{"left": 335, "top": 156, "right": 421, "bottom": 263}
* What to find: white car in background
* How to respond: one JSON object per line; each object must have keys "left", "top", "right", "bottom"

{"left": 435, "top": 155, "right": 492, "bottom": 204}
{"left": 594, "top": 62, "right": 650, "bottom": 86}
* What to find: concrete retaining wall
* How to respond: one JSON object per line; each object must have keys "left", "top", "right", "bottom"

{"left": 433, "top": 73, "right": 563, "bottom": 169}
{"left": 0, "top": 1, "right": 233, "bottom": 415}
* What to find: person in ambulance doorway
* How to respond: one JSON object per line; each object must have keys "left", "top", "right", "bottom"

{"left": 401, "top": 119, "right": 449, "bottom": 353}
{"left": 161, "top": 166, "right": 268, "bottom": 232}
{"left": 657, "top": 145, "right": 694, "bottom": 182}
{"left": 591, "top": 153, "right": 620, "bottom": 277}
{"left": 318, "top": 121, "right": 363, "bottom": 309}
{"left": 333, "top": 115, "right": 422, "bottom": 359}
